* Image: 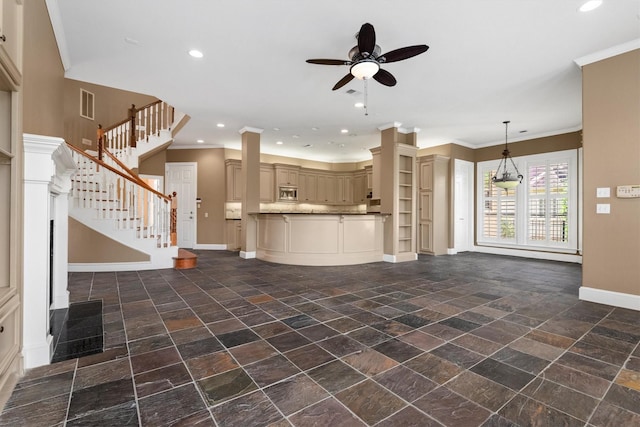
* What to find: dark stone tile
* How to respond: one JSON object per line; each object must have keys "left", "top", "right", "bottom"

{"left": 492, "top": 346, "right": 549, "bottom": 374}
{"left": 607, "top": 307, "right": 640, "bottom": 327}
{"left": 126, "top": 334, "right": 173, "bottom": 356}
{"left": 296, "top": 323, "right": 339, "bottom": 342}
{"left": 228, "top": 340, "right": 278, "bottom": 365}
{"left": 439, "top": 317, "right": 481, "bottom": 332}
{"left": 523, "top": 378, "right": 599, "bottom": 421}
{"left": 539, "top": 318, "right": 594, "bottom": 340}
{"left": 470, "top": 358, "right": 535, "bottom": 391}
{"left": 66, "top": 402, "right": 138, "bottom": 426}
{"left": 414, "top": 386, "right": 491, "bottom": 427}
{"left": 373, "top": 338, "right": 422, "bottom": 363}
{"left": 134, "top": 362, "right": 191, "bottom": 398}
{"left": 139, "top": 383, "right": 206, "bottom": 425}
{"left": 399, "top": 330, "right": 445, "bottom": 352}
{"left": 596, "top": 319, "right": 640, "bottom": 344}
{"left": 335, "top": 379, "right": 406, "bottom": 425}
{"left": 452, "top": 333, "right": 503, "bottom": 356}
{"left": 197, "top": 368, "right": 257, "bottom": 406}
{"left": 420, "top": 323, "right": 465, "bottom": 340}
{"left": 0, "top": 393, "right": 69, "bottom": 427}
{"left": 19, "top": 358, "right": 77, "bottom": 381}
{"left": 446, "top": 371, "right": 516, "bottom": 411}
{"left": 5, "top": 371, "right": 74, "bottom": 409}
{"left": 393, "top": 313, "right": 432, "bottom": 328}
{"left": 264, "top": 373, "right": 329, "bottom": 415}
{"left": 67, "top": 379, "right": 135, "bottom": 420}
{"left": 177, "top": 337, "right": 224, "bottom": 360}
{"left": 266, "top": 331, "right": 311, "bottom": 352}
{"left": 52, "top": 335, "right": 104, "bottom": 362}
{"left": 405, "top": 353, "right": 464, "bottom": 384}
{"left": 285, "top": 343, "right": 335, "bottom": 371}
{"left": 244, "top": 355, "right": 300, "bottom": 387}
{"left": 580, "top": 330, "right": 637, "bottom": 355}
{"left": 170, "top": 326, "right": 213, "bottom": 345}
{"left": 374, "top": 365, "right": 437, "bottom": 402}
{"left": 570, "top": 340, "right": 629, "bottom": 366}
{"left": 471, "top": 321, "right": 529, "bottom": 345}
{"left": 211, "top": 390, "right": 283, "bottom": 427}
{"left": 217, "top": 328, "right": 261, "bottom": 348}
{"left": 68, "top": 300, "right": 102, "bottom": 319}
{"left": 288, "top": 397, "right": 367, "bottom": 427}
{"left": 458, "top": 310, "right": 499, "bottom": 326}
{"left": 542, "top": 363, "right": 611, "bottom": 398}
{"left": 376, "top": 406, "right": 443, "bottom": 427}
{"left": 480, "top": 414, "right": 520, "bottom": 427}
{"left": 430, "top": 343, "right": 484, "bottom": 369}
{"left": 556, "top": 351, "right": 620, "bottom": 381}
{"left": 590, "top": 400, "right": 640, "bottom": 427}
{"left": 73, "top": 358, "right": 131, "bottom": 391}
{"left": 185, "top": 351, "right": 239, "bottom": 380}
{"left": 307, "top": 360, "right": 367, "bottom": 394}
{"left": 325, "top": 317, "right": 363, "bottom": 333}
{"left": 160, "top": 308, "right": 203, "bottom": 332}
{"left": 251, "top": 321, "right": 293, "bottom": 339}
{"left": 498, "top": 394, "right": 584, "bottom": 427}
{"left": 130, "top": 346, "right": 181, "bottom": 374}
{"left": 342, "top": 348, "right": 399, "bottom": 377}
{"left": 604, "top": 383, "right": 640, "bottom": 415}
{"left": 167, "top": 410, "right": 216, "bottom": 426}
{"left": 282, "top": 314, "right": 318, "bottom": 329}
{"left": 347, "top": 326, "right": 392, "bottom": 347}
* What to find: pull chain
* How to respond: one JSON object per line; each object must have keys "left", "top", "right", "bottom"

{"left": 364, "top": 78, "right": 369, "bottom": 116}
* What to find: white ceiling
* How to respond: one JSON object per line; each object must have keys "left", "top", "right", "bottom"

{"left": 48, "top": 0, "right": 640, "bottom": 162}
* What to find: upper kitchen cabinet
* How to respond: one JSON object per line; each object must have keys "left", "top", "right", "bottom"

{"left": 0, "top": 0, "right": 22, "bottom": 91}
{"left": 274, "top": 164, "right": 299, "bottom": 187}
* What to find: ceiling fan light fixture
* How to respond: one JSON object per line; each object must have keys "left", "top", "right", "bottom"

{"left": 350, "top": 60, "right": 379, "bottom": 80}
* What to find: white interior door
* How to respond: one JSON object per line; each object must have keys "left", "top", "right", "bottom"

{"left": 454, "top": 159, "right": 474, "bottom": 252}
{"left": 165, "top": 163, "right": 197, "bottom": 249}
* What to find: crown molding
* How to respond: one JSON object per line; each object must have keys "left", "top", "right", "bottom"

{"left": 574, "top": 38, "right": 640, "bottom": 67}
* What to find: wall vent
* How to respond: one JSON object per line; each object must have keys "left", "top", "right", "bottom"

{"left": 81, "top": 138, "right": 92, "bottom": 146}
{"left": 80, "top": 89, "right": 95, "bottom": 120}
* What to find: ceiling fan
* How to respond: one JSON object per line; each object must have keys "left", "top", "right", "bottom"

{"left": 306, "top": 23, "right": 429, "bottom": 91}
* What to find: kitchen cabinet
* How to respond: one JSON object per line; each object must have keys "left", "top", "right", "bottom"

{"left": 353, "top": 172, "right": 367, "bottom": 203}
{"left": 226, "top": 220, "right": 242, "bottom": 251}
{"left": 336, "top": 175, "right": 353, "bottom": 204}
{"left": 275, "top": 165, "right": 299, "bottom": 187}
{"left": 298, "top": 172, "right": 317, "bottom": 203}
{"left": 0, "top": 0, "right": 22, "bottom": 91}
{"left": 225, "top": 160, "right": 242, "bottom": 202}
{"left": 316, "top": 173, "right": 336, "bottom": 204}
{"left": 260, "top": 165, "right": 274, "bottom": 202}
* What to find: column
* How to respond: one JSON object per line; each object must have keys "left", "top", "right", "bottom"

{"left": 239, "top": 127, "right": 262, "bottom": 259}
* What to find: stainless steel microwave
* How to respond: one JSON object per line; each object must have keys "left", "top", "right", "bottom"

{"left": 278, "top": 186, "right": 298, "bottom": 201}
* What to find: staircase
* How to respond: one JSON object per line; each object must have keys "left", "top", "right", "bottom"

{"left": 68, "top": 100, "right": 193, "bottom": 271}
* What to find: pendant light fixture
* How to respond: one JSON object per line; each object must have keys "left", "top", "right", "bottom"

{"left": 492, "top": 120, "right": 523, "bottom": 190}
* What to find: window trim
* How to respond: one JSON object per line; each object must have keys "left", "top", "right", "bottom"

{"left": 476, "top": 149, "right": 578, "bottom": 254}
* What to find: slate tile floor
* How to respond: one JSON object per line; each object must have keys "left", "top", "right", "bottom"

{"left": 2, "top": 251, "right": 639, "bottom": 426}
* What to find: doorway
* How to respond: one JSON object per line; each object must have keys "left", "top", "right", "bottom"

{"left": 165, "top": 163, "right": 197, "bottom": 249}
{"left": 454, "top": 159, "right": 475, "bottom": 253}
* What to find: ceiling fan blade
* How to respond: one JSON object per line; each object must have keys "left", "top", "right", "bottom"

{"left": 332, "top": 73, "right": 355, "bottom": 91}
{"left": 379, "top": 45, "right": 429, "bottom": 63}
{"left": 373, "top": 69, "right": 397, "bottom": 87}
{"left": 306, "top": 59, "right": 350, "bottom": 66}
{"left": 357, "top": 23, "right": 376, "bottom": 57}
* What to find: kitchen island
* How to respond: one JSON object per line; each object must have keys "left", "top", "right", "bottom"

{"left": 255, "top": 213, "right": 386, "bottom": 266}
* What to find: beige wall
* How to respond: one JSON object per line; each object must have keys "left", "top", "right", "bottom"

{"left": 139, "top": 149, "right": 167, "bottom": 176}
{"left": 582, "top": 49, "right": 640, "bottom": 296}
{"left": 167, "top": 148, "right": 227, "bottom": 244}
{"left": 475, "top": 131, "right": 582, "bottom": 162}
{"left": 68, "top": 218, "right": 150, "bottom": 262}
{"left": 23, "top": 0, "right": 64, "bottom": 137}
{"left": 63, "top": 79, "right": 157, "bottom": 150}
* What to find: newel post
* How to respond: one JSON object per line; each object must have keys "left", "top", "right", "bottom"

{"left": 128, "top": 104, "right": 137, "bottom": 148}
{"left": 96, "top": 124, "right": 104, "bottom": 161}
{"left": 170, "top": 191, "right": 177, "bottom": 246}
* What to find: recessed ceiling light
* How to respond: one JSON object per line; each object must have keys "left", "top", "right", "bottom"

{"left": 196, "top": 139, "right": 204, "bottom": 144}
{"left": 273, "top": 127, "right": 280, "bottom": 131}
{"left": 311, "top": 127, "right": 319, "bottom": 131}
{"left": 579, "top": 0, "right": 602, "bottom": 12}
{"left": 189, "top": 49, "right": 204, "bottom": 58}
{"left": 124, "top": 37, "right": 139, "bottom": 45}
{"left": 354, "top": 102, "right": 364, "bottom": 108}
{"left": 216, "top": 123, "right": 225, "bottom": 128}
{"left": 292, "top": 134, "right": 300, "bottom": 139}
{"left": 341, "top": 129, "right": 349, "bottom": 133}
{"left": 328, "top": 141, "right": 335, "bottom": 144}
{"left": 276, "top": 141, "right": 283, "bottom": 145}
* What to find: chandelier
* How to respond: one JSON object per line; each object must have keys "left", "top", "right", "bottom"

{"left": 492, "top": 120, "right": 523, "bottom": 190}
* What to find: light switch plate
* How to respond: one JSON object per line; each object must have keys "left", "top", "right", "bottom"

{"left": 617, "top": 185, "right": 640, "bottom": 198}
{"left": 596, "top": 204, "right": 610, "bottom": 214}
{"left": 596, "top": 187, "right": 610, "bottom": 198}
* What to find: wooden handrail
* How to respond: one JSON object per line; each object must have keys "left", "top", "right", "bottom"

{"left": 66, "top": 143, "right": 171, "bottom": 202}
{"left": 101, "top": 147, "right": 151, "bottom": 187}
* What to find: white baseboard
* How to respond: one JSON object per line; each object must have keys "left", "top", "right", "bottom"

{"left": 240, "top": 251, "right": 256, "bottom": 259}
{"left": 51, "top": 292, "right": 69, "bottom": 310}
{"left": 474, "top": 246, "right": 582, "bottom": 264}
{"left": 579, "top": 287, "right": 640, "bottom": 311}
{"left": 383, "top": 254, "right": 396, "bottom": 263}
{"left": 193, "top": 244, "right": 227, "bottom": 250}
{"left": 69, "top": 261, "right": 157, "bottom": 272}
{"left": 22, "top": 335, "right": 53, "bottom": 369}
{"left": 447, "top": 248, "right": 457, "bottom": 255}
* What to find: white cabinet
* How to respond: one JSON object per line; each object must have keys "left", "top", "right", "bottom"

{"left": 0, "top": 0, "right": 22, "bottom": 90}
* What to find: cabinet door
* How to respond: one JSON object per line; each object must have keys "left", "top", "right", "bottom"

{"left": 260, "top": 167, "right": 274, "bottom": 202}
{"left": 226, "top": 163, "right": 242, "bottom": 202}
{"left": 419, "top": 222, "right": 433, "bottom": 253}
{"left": 300, "top": 173, "right": 317, "bottom": 202}
{"left": 353, "top": 174, "right": 366, "bottom": 203}
{"left": 419, "top": 191, "right": 433, "bottom": 221}
{"left": 316, "top": 174, "right": 335, "bottom": 203}
{"left": 419, "top": 161, "right": 433, "bottom": 191}
{"left": 0, "top": 0, "right": 22, "bottom": 89}
{"left": 277, "top": 168, "right": 298, "bottom": 186}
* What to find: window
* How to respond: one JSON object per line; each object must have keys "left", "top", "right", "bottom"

{"left": 80, "top": 89, "right": 95, "bottom": 120}
{"left": 477, "top": 150, "right": 578, "bottom": 253}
